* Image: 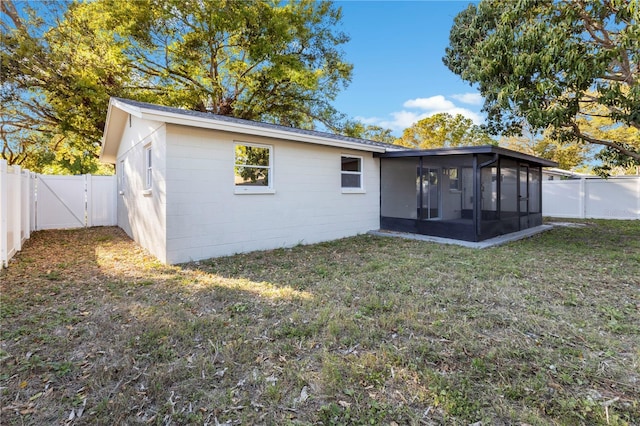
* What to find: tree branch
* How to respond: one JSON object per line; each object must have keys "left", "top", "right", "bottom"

{"left": 0, "top": 0, "right": 26, "bottom": 31}
{"left": 570, "top": 122, "right": 640, "bottom": 161}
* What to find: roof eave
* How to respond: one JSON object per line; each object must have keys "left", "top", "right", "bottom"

{"left": 125, "top": 102, "right": 387, "bottom": 153}
{"left": 100, "top": 99, "right": 132, "bottom": 164}
{"left": 375, "top": 145, "right": 558, "bottom": 167}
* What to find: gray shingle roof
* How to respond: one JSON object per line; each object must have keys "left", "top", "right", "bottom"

{"left": 112, "top": 97, "right": 407, "bottom": 152}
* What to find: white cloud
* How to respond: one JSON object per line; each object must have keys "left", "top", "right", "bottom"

{"left": 403, "top": 95, "right": 455, "bottom": 111}
{"left": 357, "top": 94, "right": 484, "bottom": 134}
{"left": 451, "top": 92, "right": 484, "bottom": 105}
{"left": 356, "top": 116, "right": 383, "bottom": 126}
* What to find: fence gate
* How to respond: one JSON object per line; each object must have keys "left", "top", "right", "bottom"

{"left": 35, "top": 174, "right": 117, "bottom": 230}
{"left": 37, "top": 175, "right": 86, "bottom": 230}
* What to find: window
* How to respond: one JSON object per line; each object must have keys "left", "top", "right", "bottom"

{"left": 144, "top": 144, "right": 152, "bottom": 191}
{"left": 341, "top": 156, "right": 363, "bottom": 190}
{"left": 234, "top": 143, "right": 272, "bottom": 192}
{"left": 446, "top": 167, "right": 461, "bottom": 191}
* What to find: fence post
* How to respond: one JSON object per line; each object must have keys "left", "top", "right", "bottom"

{"left": 12, "top": 165, "right": 22, "bottom": 252}
{"left": 30, "top": 173, "right": 36, "bottom": 232}
{"left": 1, "top": 160, "right": 7, "bottom": 268}
{"left": 637, "top": 177, "right": 640, "bottom": 219}
{"left": 21, "top": 169, "right": 30, "bottom": 242}
{"left": 86, "top": 174, "right": 92, "bottom": 227}
{"left": 579, "top": 178, "right": 586, "bottom": 219}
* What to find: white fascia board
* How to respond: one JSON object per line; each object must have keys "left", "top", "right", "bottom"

{"left": 138, "top": 108, "right": 387, "bottom": 153}
{"left": 111, "top": 98, "right": 145, "bottom": 118}
{"left": 100, "top": 99, "right": 132, "bottom": 163}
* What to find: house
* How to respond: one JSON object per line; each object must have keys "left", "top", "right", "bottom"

{"left": 542, "top": 167, "right": 591, "bottom": 180}
{"left": 100, "top": 98, "right": 556, "bottom": 264}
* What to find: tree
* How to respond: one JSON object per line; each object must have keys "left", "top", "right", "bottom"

{"left": 1, "top": 0, "right": 62, "bottom": 168}
{"left": 1, "top": 0, "right": 353, "bottom": 173}
{"left": 577, "top": 102, "right": 640, "bottom": 174}
{"left": 395, "top": 113, "right": 495, "bottom": 149}
{"left": 499, "top": 124, "right": 593, "bottom": 170}
{"left": 106, "top": 0, "right": 352, "bottom": 129}
{"left": 340, "top": 120, "right": 396, "bottom": 144}
{"left": 443, "top": 0, "right": 640, "bottom": 169}
{"left": 1, "top": 0, "right": 131, "bottom": 174}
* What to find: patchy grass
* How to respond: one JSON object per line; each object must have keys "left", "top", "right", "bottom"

{"left": 1, "top": 222, "right": 638, "bottom": 425}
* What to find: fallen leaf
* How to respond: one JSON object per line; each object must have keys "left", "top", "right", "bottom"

{"left": 265, "top": 374, "right": 278, "bottom": 384}
{"left": 294, "top": 386, "right": 309, "bottom": 405}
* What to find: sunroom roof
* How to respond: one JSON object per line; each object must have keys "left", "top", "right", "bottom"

{"left": 375, "top": 145, "right": 558, "bottom": 167}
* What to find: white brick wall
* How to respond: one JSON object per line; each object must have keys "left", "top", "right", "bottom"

{"left": 164, "top": 125, "right": 380, "bottom": 263}
{"left": 116, "top": 116, "right": 168, "bottom": 262}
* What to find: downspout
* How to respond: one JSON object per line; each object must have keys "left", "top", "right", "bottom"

{"left": 478, "top": 154, "right": 499, "bottom": 169}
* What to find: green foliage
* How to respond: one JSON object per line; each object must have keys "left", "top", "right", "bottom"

{"left": 1, "top": 0, "right": 133, "bottom": 174}
{"left": 595, "top": 145, "right": 640, "bottom": 176}
{"left": 395, "top": 112, "right": 495, "bottom": 149}
{"left": 500, "top": 124, "right": 593, "bottom": 170}
{"left": 110, "top": 0, "right": 352, "bottom": 128}
{"left": 1, "top": 0, "right": 352, "bottom": 173}
{"left": 443, "top": 0, "right": 640, "bottom": 169}
{"left": 340, "top": 120, "right": 396, "bottom": 144}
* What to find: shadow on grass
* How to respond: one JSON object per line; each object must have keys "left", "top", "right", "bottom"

{"left": 1, "top": 223, "right": 639, "bottom": 425}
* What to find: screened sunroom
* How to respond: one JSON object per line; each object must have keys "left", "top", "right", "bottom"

{"left": 377, "top": 146, "right": 557, "bottom": 242}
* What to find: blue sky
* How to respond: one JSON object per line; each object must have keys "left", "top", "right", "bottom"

{"left": 332, "top": 1, "right": 482, "bottom": 134}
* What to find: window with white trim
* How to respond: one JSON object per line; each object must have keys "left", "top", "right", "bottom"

{"left": 234, "top": 143, "right": 272, "bottom": 191}
{"left": 144, "top": 144, "right": 152, "bottom": 190}
{"left": 341, "top": 155, "right": 363, "bottom": 190}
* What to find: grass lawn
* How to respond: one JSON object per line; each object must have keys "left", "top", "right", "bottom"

{"left": 1, "top": 221, "right": 639, "bottom": 425}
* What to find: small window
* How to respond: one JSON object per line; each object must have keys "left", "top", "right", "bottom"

{"left": 144, "top": 145, "right": 152, "bottom": 190}
{"left": 446, "top": 167, "right": 461, "bottom": 191}
{"left": 234, "top": 143, "right": 272, "bottom": 191}
{"left": 341, "top": 156, "right": 363, "bottom": 190}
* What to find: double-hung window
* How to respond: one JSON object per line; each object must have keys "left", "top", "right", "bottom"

{"left": 341, "top": 155, "right": 363, "bottom": 191}
{"left": 144, "top": 144, "right": 152, "bottom": 191}
{"left": 234, "top": 143, "right": 273, "bottom": 193}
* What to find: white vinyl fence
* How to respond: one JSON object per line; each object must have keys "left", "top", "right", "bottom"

{"left": 543, "top": 177, "right": 640, "bottom": 219}
{"left": 1, "top": 159, "right": 116, "bottom": 268}
{"left": 0, "top": 161, "right": 35, "bottom": 269}
{"left": 36, "top": 174, "right": 117, "bottom": 230}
